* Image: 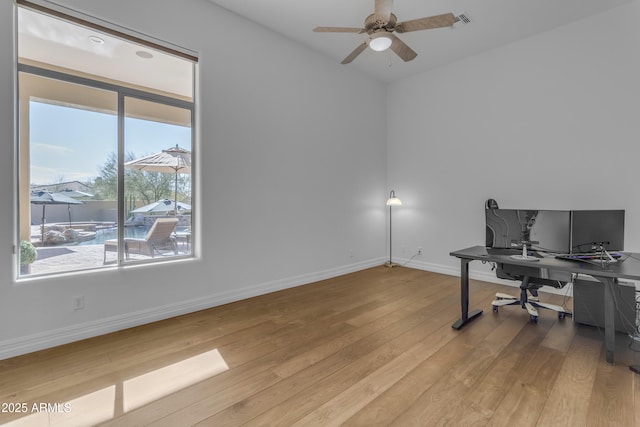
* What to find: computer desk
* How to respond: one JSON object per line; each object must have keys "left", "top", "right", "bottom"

{"left": 450, "top": 245, "right": 640, "bottom": 365}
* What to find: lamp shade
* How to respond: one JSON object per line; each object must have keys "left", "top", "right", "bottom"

{"left": 386, "top": 190, "right": 402, "bottom": 206}
{"left": 369, "top": 33, "right": 392, "bottom": 52}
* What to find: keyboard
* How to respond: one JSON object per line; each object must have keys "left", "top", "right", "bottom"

{"left": 555, "top": 252, "right": 622, "bottom": 261}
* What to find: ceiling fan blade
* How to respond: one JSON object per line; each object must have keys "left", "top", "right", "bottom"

{"left": 389, "top": 34, "right": 417, "bottom": 62}
{"left": 341, "top": 42, "right": 368, "bottom": 64}
{"left": 395, "top": 13, "right": 456, "bottom": 33}
{"left": 374, "top": 0, "right": 393, "bottom": 24}
{"left": 313, "top": 26, "right": 365, "bottom": 33}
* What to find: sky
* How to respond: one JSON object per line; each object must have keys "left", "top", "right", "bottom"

{"left": 29, "top": 101, "right": 192, "bottom": 185}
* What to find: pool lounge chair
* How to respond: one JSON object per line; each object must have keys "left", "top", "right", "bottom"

{"left": 104, "top": 217, "right": 179, "bottom": 262}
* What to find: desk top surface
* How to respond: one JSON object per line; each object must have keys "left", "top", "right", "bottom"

{"left": 451, "top": 245, "right": 640, "bottom": 281}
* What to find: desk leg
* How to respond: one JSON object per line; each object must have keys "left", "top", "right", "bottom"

{"left": 598, "top": 276, "right": 617, "bottom": 365}
{"left": 452, "top": 258, "right": 483, "bottom": 330}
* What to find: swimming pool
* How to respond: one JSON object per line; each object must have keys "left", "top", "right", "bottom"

{"left": 78, "top": 226, "right": 149, "bottom": 245}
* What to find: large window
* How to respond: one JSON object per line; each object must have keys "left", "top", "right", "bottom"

{"left": 16, "top": 3, "right": 196, "bottom": 277}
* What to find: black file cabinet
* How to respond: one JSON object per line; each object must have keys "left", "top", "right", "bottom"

{"left": 573, "top": 277, "right": 637, "bottom": 334}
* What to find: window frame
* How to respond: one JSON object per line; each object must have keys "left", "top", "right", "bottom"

{"left": 16, "top": 3, "right": 197, "bottom": 278}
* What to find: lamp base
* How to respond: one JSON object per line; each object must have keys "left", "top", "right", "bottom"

{"left": 385, "top": 261, "right": 399, "bottom": 268}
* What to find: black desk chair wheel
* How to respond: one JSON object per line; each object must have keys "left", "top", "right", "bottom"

{"left": 491, "top": 276, "right": 572, "bottom": 323}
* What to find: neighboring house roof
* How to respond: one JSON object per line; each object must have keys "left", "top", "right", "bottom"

{"left": 31, "top": 180, "right": 94, "bottom": 193}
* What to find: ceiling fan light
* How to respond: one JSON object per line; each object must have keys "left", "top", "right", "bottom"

{"left": 369, "top": 33, "right": 392, "bottom": 52}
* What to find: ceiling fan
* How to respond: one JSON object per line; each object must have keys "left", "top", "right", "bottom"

{"left": 313, "top": 0, "right": 456, "bottom": 64}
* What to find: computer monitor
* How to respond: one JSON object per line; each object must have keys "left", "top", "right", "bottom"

{"left": 485, "top": 209, "right": 571, "bottom": 253}
{"left": 570, "top": 210, "right": 625, "bottom": 253}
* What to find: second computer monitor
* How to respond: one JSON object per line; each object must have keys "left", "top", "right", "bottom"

{"left": 570, "top": 210, "right": 625, "bottom": 253}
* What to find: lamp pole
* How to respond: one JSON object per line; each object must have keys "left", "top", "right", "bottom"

{"left": 389, "top": 201, "right": 393, "bottom": 266}
{"left": 386, "top": 190, "right": 402, "bottom": 267}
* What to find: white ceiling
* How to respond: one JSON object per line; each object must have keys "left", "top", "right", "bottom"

{"left": 207, "top": 0, "right": 632, "bottom": 82}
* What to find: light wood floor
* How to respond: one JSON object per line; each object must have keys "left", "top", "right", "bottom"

{"left": 1, "top": 266, "right": 639, "bottom": 426}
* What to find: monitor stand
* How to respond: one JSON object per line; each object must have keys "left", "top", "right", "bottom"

{"left": 510, "top": 241, "right": 539, "bottom": 262}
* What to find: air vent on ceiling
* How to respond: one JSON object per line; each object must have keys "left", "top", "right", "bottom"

{"left": 455, "top": 13, "right": 472, "bottom": 25}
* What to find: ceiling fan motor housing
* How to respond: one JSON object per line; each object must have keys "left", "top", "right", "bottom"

{"left": 364, "top": 13, "right": 397, "bottom": 34}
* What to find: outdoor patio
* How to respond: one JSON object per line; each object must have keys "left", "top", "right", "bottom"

{"left": 28, "top": 242, "right": 191, "bottom": 275}
{"left": 31, "top": 244, "right": 111, "bottom": 275}
{"left": 26, "top": 225, "right": 190, "bottom": 276}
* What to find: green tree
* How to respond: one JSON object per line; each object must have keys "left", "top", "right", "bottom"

{"left": 93, "top": 152, "right": 118, "bottom": 200}
{"left": 126, "top": 168, "right": 174, "bottom": 204}
{"left": 94, "top": 151, "right": 187, "bottom": 206}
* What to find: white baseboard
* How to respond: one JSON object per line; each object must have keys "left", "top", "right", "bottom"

{"left": 2, "top": 255, "right": 585, "bottom": 360}
{"left": 0, "top": 257, "right": 386, "bottom": 361}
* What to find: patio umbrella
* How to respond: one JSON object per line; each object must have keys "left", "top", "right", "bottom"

{"left": 59, "top": 189, "right": 95, "bottom": 199}
{"left": 30, "top": 190, "right": 84, "bottom": 243}
{"left": 124, "top": 145, "right": 191, "bottom": 216}
{"left": 130, "top": 199, "right": 191, "bottom": 214}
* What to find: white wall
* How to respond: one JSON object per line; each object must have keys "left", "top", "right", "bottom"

{"left": 387, "top": 1, "right": 640, "bottom": 281}
{"left": 0, "top": 0, "right": 387, "bottom": 359}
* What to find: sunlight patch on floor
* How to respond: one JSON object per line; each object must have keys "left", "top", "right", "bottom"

{"left": 123, "top": 348, "right": 229, "bottom": 412}
{"left": 0, "top": 349, "right": 228, "bottom": 427}
{"left": 49, "top": 386, "right": 115, "bottom": 427}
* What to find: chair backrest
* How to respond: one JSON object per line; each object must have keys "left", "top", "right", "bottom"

{"left": 145, "top": 217, "right": 179, "bottom": 241}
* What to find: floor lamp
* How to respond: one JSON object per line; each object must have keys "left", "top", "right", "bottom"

{"left": 386, "top": 190, "right": 402, "bottom": 267}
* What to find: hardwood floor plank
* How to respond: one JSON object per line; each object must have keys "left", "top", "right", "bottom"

{"left": 587, "top": 345, "right": 635, "bottom": 426}
{"left": 483, "top": 311, "right": 578, "bottom": 426}
{"left": 207, "top": 290, "right": 462, "bottom": 426}
{"left": 97, "top": 321, "right": 360, "bottom": 426}
{"left": 536, "top": 333, "right": 603, "bottom": 426}
{"left": 488, "top": 346, "right": 565, "bottom": 427}
{"left": 271, "top": 278, "right": 453, "bottom": 379}
{"left": 387, "top": 303, "right": 531, "bottom": 425}
{"left": 343, "top": 288, "right": 505, "bottom": 426}
{"left": 465, "top": 314, "right": 556, "bottom": 414}
{"left": 289, "top": 341, "right": 435, "bottom": 427}
{"left": 0, "top": 267, "right": 637, "bottom": 427}
{"left": 342, "top": 326, "right": 474, "bottom": 427}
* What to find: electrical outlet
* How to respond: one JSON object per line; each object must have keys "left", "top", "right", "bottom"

{"left": 73, "top": 296, "right": 85, "bottom": 311}
{"left": 417, "top": 247, "right": 423, "bottom": 255}
{"left": 349, "top": 249, "right": 354, "bottom": 258}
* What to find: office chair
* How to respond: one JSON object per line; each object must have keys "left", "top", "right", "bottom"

{"left": 484, "top": 198, "right": 572, "bottom": 323}
{"left": 491, "top": 265, "right": 572, "bottom": 323}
